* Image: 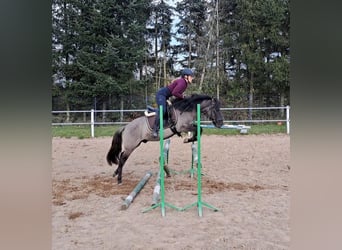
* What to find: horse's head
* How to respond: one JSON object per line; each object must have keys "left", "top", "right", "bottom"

{"left": 173, "top": 94, "right": 224, "bottom": 128}
{"left": 203, "top": 97, "right": 224, "bottom": 128}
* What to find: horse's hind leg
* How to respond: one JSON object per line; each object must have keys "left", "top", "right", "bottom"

{"left": 113, "top": 141, "right": 139, "bottom": 184}
{"left": 113, "top": 168, "right": 119, "bottom": 177}
{"left": 117, "top": 159, "right": 126, "bottom": 185}
{"left": 113, "top": 152, "right": 129, "bottom": 185}
{"left": 113, "top": 164, "right": 124, "bottom": 184}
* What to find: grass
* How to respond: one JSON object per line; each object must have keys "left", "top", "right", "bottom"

{"left": 52, "top": 123, "right": 288, "bottom": 139}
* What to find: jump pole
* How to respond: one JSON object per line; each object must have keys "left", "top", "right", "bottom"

{"left": 182, "top": 104, "right": 219, "bottom": 216}
{"left": 164, "top": 138, "right": 170, "bottom": 165}
{"left": 121, "top": 171, "right": 152, "bottom": 210}
{"left": 151, "top": 170, "right": 161, "bottom": 205}
{"left": 189, "top": 141, "right": 198, "bottom": 178}
{"left": 142, "top": 105, "right": 182, "bottom": 216}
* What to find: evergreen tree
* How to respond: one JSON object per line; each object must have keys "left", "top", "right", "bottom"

{"left": 146, "top": 0, "right": 173, "bottom": 90}
{"left": 52, "top": 0, "right": 151, "bottom": 110}
{"left": 218, "top": 0, "right": 290, "bottom": 108}
{"left": 52, "top": 0, "right": 80, "bottom": 111}
{"left": 174, "top": 0, "right": 207, "bottom": 69}
{"left": 52, "top": 0, "right": 289, "bottom": 111}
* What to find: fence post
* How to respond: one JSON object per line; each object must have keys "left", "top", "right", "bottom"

{"left": 91, "top": 109, "right": 95, "bottom": 138}
{"left": 286, "top": 105, "right": 290, "bottom": 134}
{"left": 120, "top": 99, "right": 124, "bottom": 122}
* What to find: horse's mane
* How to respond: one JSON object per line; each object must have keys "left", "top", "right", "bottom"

{"left": 171, "top": 94, "right": 215, "bottom": 112}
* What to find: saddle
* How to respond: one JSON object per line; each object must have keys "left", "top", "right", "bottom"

{"left": 144, "top": 100, "right": 177, "bottom": 132}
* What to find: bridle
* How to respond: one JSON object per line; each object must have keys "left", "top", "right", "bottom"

{"left": 202, "top": 98, "right": 219, "bottom": 123}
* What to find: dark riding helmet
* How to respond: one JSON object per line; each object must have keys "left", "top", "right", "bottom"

{"left": 181, "top": 68, "right": 194, "bottom": 77}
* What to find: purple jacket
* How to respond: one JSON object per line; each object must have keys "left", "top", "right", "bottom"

{"left": 167, "top": 78, "right": 188, "bottom": 99}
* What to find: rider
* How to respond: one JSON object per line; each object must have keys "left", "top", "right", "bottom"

{"left": 152, "top": 68, "right": 194, "bottom": 138}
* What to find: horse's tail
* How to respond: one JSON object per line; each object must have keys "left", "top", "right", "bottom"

{"left": 106, "top": 127, "right": 125, "bottom": 166}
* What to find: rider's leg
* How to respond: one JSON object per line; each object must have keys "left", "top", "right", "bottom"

{"left": 153, "top": 93, "right": 167, "bottom": 137}
{"left": 152, "top": 113, "right": 160, "bottom": 137}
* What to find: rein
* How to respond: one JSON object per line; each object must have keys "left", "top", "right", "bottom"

{"left": 168, "top": 95, "right": 219, "bottom": 136}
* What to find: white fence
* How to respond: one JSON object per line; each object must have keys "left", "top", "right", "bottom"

{"left": 52, "top": 106, "right": 290, "bottom": 137}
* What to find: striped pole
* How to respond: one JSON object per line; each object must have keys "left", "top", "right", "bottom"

{"left": 164, "top": 139, "right": 171, "bottom": 164}
{"left": 190, "top": 142, "right": 198, "bottom": 178}
{"left": 152, "top": 139, "right": 170, "bottom": 205}
{"left": 151, "top": 170, "right": 161, "bottom": 205}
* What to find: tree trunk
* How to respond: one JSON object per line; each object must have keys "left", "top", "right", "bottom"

{"left": 120, "top": 98, "right": 124, "bottom": 122}
{"left": 154, "top": 13, "right": 159, "bottom": 90}
{"left": 199, "top": 9, "right": 214, "bottom": 91}
{"left": 188, "top": 34, "right": 192, "bottom": 68}
{"left": 163, "top": 42, "right": 167, "bottom": 86}
{"left": 216, "top": 0, "right": 220, "bottom": 99}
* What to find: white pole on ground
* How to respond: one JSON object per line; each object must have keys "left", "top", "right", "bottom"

{"left": 121, "top": 171, "right": 153, "bottom": 210}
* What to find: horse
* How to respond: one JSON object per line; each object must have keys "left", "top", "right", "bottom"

{"left": 106, "top": 94, "right": 224, "bottom": 184}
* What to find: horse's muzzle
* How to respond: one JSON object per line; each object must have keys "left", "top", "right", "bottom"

{"left": 214, "top": 119, "right": 224, "bottom": 128}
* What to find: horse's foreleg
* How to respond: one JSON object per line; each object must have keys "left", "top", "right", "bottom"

{"left": 183, "top": 126, "right": 202, "bottom": 143}
{"left": 164, "top": 165, "right": 171, "bottom": 178}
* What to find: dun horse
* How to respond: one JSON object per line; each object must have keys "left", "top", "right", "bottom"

{"left": 106, "top": 94, "right": 224, "bottom": 184}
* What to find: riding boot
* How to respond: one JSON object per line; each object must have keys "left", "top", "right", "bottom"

{"left": 152, "top": 125, "right": 159, "bottom": 138}
{"left": 152, "top": 117, "right": 159, "bottom": 138}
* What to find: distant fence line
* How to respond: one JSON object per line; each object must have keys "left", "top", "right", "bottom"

{"left": 52, "top": 106, "right": 290, "bottom": 137}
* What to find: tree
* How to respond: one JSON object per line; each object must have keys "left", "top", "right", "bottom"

{"left": 174, "top": 0, "right": 207, "bottom": 69}
{"left": 52, "top": 0, "right": 152, "bottom": 110}
{"left": 218, "top": 0, "right": 290, "bottom": 109}
{"left": 52, "top": 0, "right": 289, "bottom": 112}
{"left": 146, "top": 0, "right": 173, "bottom": 90}
{"left": 52, "top": 0, "right": 80, "bottom": 111}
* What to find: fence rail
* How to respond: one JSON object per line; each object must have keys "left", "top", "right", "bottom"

{"left": 52, "top": 106, "right": 290, "bottom": 137}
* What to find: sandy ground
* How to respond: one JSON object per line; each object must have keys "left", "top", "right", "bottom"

{"left": 52, "top": 134, "right": 290, "bottom": 249}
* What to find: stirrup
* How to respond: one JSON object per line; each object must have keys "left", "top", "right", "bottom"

{"left": 152, "top": 129, "right": 158, "bottom": 137}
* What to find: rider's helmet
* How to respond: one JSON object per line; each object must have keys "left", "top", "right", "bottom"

{"left": 181, "top": 68, "right": 194, "bottom": 77}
